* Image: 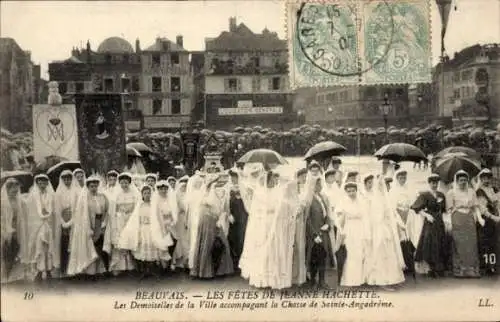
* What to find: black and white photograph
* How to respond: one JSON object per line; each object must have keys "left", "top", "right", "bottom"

{"left": 0, "top": 0, "right": 499, "bottom": 321}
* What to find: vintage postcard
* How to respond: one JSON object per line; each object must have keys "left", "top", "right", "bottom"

{"left": 1, "top": 0, "right": 499, "bottom": 321}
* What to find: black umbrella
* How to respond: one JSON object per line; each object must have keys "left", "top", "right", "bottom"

{"left": 237, "top": 149, "right": 287, "bottom": 166}
{"left": 304, "top": 141, "right": 347, "bottom": 161}
{"left": 374, "top": 143, "right": 426, "bottom": 163}
{"left": 0, "top": 170, "right": 34, "bottom": 193}
{"left": 47, "top": 161, "right": 82, "bottom": 189}
{"left": 435, "top": 146, "right": 483, "bottom": 162}
{"left": 434, "top": 153, "right": 481, "bottom": 184}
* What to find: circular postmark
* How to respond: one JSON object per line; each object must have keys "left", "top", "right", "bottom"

{"left": 295, "top": 1, "right": 394, "bottom": 77}
{"left": 364, "top": 1, "right": 428, "bottom": 77}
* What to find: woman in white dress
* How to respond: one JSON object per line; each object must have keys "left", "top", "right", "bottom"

{"left": 186, "top": 173, "right": 207, "bottom": 270}
{"left": 154, "top": 180, "right": 178, "bottom": 271}
{"left": 389, "top": 169, "right": 421, "bottom": 274}
{"left": 242, "top": 171, "right": 299, "bottom": 289}
{"left": 119, "top": 185, "right": 172, "bottom": 278}
{"left": 103, "top": 173, "right": 138, "bottom": 276}
{"left": 336, "top": 181, "right": 370, "bottom": 287}
{"left": 53, "top": 170, "right": 79, "bottom": 277}
{"left": 173, "top": 177, "right": 190, "bottom": 269}
{"left": 1, "top": 178, "right": 29, "bottom": 283}
{"left": 26, "top": 174, "right": 59, "bottom": 282}
{"left": 363, "top": 174, "right": 405, "bottom": 289}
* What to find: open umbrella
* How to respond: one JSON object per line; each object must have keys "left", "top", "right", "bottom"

{"left": 374, "top": 143, "right": 426, "bottom": 163}
{"left": 237, "top": 149, "right": 287, "bottom": 167}
{"left": 127, "top": 142, "right": 153, "bottom": 154}
{"left": 304, "top": 141, "right": 347, "bottom": 161}
{"left": 0, "top": 170, "right": 34, "bottom": 193}
{"left": 127, "top": 146, "right": 142, "bottom": 157}
{"left": 435, "top": 146, "right": 481, "bottom": 161}
{"left": 434, "top": 153, "right": 481, "bottom": 184}
{"left": 47, "top": 161, "right": 82, "bottom": 189}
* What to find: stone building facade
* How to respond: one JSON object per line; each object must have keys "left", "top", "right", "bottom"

{"left": 0, "top": 38, "right": 40, "bottom": 132}
{"left": 48, "top": 36, "right": 193, "bottom": 130}
{"left": 193, "top": 17, "right": 295, "bottom": 130}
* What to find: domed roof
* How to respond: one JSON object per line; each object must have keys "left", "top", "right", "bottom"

{"left": 97, "top": 37, "right": 134, "bottom": 54}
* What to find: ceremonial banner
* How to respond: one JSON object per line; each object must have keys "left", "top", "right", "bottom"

{"left": 74, "top": 94, "right": 126, "bottom": 175}
{"left": 32, "top": 104, "right": 79, "bottom": 163}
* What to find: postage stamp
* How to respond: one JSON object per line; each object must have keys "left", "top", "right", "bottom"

{"left": 286, "top": 0, "right": 432, "bottom": 88}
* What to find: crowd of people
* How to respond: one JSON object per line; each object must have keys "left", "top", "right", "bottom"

{"left": 2, "top": 155, "right": 499, "bottom": 290}
{"left": 2, "top": 122, "right": 499, "bottom": 174}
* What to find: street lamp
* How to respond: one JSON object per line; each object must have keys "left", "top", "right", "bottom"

{"left": 379, "top": 92, "right": 392, "bottom": 142}
{"left": 297, "top": 109, "right": 305, "bottom": 125}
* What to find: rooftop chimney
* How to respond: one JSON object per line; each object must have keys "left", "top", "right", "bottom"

{"left": 135, "top": 38, "right": 141, "bottom": 52}
{"left": 229, "top": 17, "right": 237, "bottom": 32}
{"left": 176, "top": 35, "right": 183, "bottom": 48}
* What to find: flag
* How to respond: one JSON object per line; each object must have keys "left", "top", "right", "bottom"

{"left": 75, "top": 94, "right": 126, "bottom": 175}
{"left": 436, "top": 0, "right": 452, "bottom": 54}
{"left": 32, "top": 104, "right": 79, "bottom": 163}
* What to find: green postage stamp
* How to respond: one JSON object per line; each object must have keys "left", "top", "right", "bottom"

{"left": 286, "top": 0, "right": 432, "bottom": 88}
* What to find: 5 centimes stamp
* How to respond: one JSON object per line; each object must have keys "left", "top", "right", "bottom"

{"left": 287, "top": 1, "right": 360, "bottom": 88}
{"left": 361, "top": 0, "right": 432, "bottom": 84}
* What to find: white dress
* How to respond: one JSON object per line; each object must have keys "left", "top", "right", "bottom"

{"left": 337, "top": 196, "right": 369, "bottom": 287}
{"left": 133, "top": 203, "right": 159, "bottom": 261}
{"left": 156, "top": 195, "right": 176, "bottom": 261}
{"left": 108, "top": 190, "right": 136, "bottom": 271}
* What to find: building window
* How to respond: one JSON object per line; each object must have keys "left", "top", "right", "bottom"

{"left": 152, "top": 77, "right": 162, "bottom": 92}
{"left": 75, "top": 82, "right": 84, "bottom": 93}
{"left": 152, "top": 99, "right": 162, "bottom": 115}
{"left": 171, "top": 53, "right": 180, "bottom": 65}
{"left": 132, "top": 76, "right": 140, "bottom": 92}
{"left": 171, "top": 77, "right": 180, "bottom": 92}
{"left": 92, "top": 75, "right": 103, "bottom": 92}
{"left": 252, "top": 77, "right": 261, "bottom": 92}
{"left": 124, "top": 101, "right": 132, "bottom": 114}
{"left": 105, "top": 54, "right": 112, "bottom": 64}
{"left": 104, "top": 78, "right": 114, "bottom": 92}
{"left": 252, "top": 57, "right": 260, "bottom": 69}
{"left": 172, "top": 99, "right": 181, "bottom": 114}
{"left": 453, "top": 89, "right": 460, "bottom": 99}
{"left": 67, "top": 82, "right": 75, "bottom": 93}
{"left": 123, "top": 54, "right": 130, "bottom": 64}
{"left": 271, "top": 77, "right": 281, "bottom": 90}
{"left": 58, "top": 82, "right": 67, "bottom": 95}
{"left": 152, "top": 54, "right": 161, "bottom": 66}
{"left": 225, "top": 78, "right": 239, "bottom": 92}
{"left": 326, "top": 93, "right": 335, "bottom": 102}
{"left": 121, "top": 78, "right": 131, "bottom": 93}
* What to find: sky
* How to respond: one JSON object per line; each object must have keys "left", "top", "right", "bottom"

{"left": 1, "top": 0, "right": 499, "bottom": 79}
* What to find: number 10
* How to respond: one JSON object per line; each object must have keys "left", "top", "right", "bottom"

{"left": 483, "top": 253, "right": 497, "bottom": 265}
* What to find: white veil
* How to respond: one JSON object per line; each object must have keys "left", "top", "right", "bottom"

{"left": 186, "top": 174, "right": 207, "bottom": 269}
